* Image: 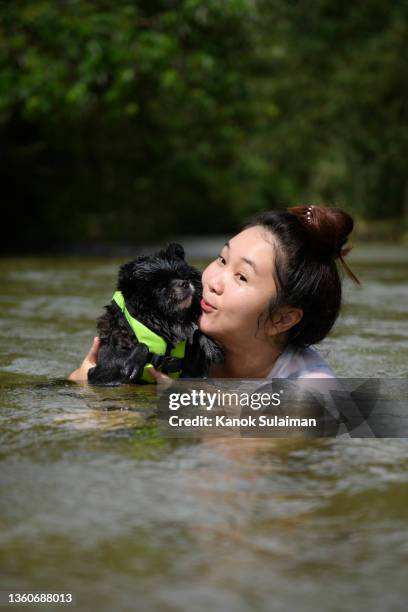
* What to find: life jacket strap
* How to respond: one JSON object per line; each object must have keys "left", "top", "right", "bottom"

{"left": 148, "top": 352, "right": 185, "bottom": 374}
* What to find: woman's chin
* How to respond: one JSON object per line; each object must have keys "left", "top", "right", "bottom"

{"left": 199, "top": 314, "right": 223, "bottom": 342}
{"left": 198, "top": 312, "right": 215, "bottom": 334}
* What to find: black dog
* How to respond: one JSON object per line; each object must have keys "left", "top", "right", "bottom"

{"left": 88, "top": 243, "right": 223, "bottom": 385}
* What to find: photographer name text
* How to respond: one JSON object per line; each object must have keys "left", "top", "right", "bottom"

{"left": 168, "top": 415, "right": 317, "bottom": 428}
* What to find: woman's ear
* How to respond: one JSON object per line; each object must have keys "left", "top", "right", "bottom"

{"left": 268, "top": 307, "right": 303, "bottom": 336}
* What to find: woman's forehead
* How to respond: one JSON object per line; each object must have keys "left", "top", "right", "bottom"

{"left": 227, "top": 227, "right": 275, "bottom": 275}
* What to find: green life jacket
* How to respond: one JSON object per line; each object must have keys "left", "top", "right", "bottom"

{"left": 112, "top": 291, "right": 186, "bottom": 383}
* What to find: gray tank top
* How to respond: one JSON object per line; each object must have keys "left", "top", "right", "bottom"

{"left": 267, "top": 344, "right": 336, "bottom": 379}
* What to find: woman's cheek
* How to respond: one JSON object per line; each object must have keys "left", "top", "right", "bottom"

{"left": 201, "top": 261, "right": 217, "bottom": 285}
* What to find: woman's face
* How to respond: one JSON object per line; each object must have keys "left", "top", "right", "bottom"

{"left": 199, "top": 226, "right": 277, "bottom": 345}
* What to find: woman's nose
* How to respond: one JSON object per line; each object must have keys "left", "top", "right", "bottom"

{"left": 207, "top": 271, "right": 224, "bottom": 295}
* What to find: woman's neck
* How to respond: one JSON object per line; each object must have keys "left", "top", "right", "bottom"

{"left": 209, "top": 336, "right": 287, "bottom": 379}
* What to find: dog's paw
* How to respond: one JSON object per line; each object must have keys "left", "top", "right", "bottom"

{"left": 87, "top": 366, "right": 97, "bottom": 383}
{"left": 121, "top": 343, "right": 150, "bottom": 382}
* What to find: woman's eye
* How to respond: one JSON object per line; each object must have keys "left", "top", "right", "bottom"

{"left": 217, "top": 255, "right": 226, "bottom": 265}
{"left": 237, "top": 274, "right": 247, "bottom": 283}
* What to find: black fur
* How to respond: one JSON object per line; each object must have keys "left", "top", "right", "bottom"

{"left": 88, "top": 243, "right": 223, "bottom": 385}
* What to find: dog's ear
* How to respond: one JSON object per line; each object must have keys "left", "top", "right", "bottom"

{"left": 165, "top": 243, "right": 185, "bottom": 260}
{"left": 118, "top": 258, "right": 146, "bottom": 294}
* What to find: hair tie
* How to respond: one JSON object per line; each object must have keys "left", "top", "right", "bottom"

{"left": 305, "top": 206, "right": 313, "bottom": 223}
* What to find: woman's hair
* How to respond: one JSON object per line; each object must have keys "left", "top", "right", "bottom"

{"left": 244, "top": 205, "right": 360, "bottom": 348}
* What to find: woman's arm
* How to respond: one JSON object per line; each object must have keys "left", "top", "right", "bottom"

{"left": 68, "top": 336, "right": 173, "bottom": 385}
{"left": 68, "top": 337, "right": 101, "bottom": 382}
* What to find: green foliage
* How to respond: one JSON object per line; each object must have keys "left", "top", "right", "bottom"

{"left": 1, "top": 0, "right": 407, "bottom": 249}
{"left": 253, "top": 0, "right": 408, "bottom": 219}
{"left": 2, "top": 0, "right": 263, "bottom": 246}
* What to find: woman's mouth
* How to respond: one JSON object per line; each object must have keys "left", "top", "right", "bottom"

{"left": 201, "top": 298, "right": 217, "bottom": 313}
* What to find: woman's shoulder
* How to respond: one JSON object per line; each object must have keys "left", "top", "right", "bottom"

{"left": 267, "top": 344, "right": 336, "bottom": 379}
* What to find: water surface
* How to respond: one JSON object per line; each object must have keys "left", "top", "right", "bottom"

{"left": 0, "top": 244, "right": 407, "bottom": 611}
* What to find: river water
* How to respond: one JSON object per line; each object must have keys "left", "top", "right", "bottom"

{"left": 0, "top": 243, "right": 407, "bottom": 611}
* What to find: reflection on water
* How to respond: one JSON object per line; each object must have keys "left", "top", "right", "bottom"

{"left": 0, "top": 244, "right": 407, "bottom": 611}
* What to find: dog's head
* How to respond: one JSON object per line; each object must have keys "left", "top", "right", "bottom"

{"left": 118, "top": 243, "right": 202, "bottom": 324}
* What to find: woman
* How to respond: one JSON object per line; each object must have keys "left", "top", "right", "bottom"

{"left": 69, "top": 205, "right": 359, "bottom": 383}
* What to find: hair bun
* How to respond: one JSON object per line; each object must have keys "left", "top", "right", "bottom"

{"left": 288, "top": 205, "right": 360, "bottom": 284}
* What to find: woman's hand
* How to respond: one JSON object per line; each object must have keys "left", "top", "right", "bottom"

{"left": 68, "top": 341, "right": 174, "bottom": 387}
{"left": 68, "top": 337, "right": 101, "bottom": 383}
{"left": 147, "top": 367, "right": 174, "bottom": 390}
